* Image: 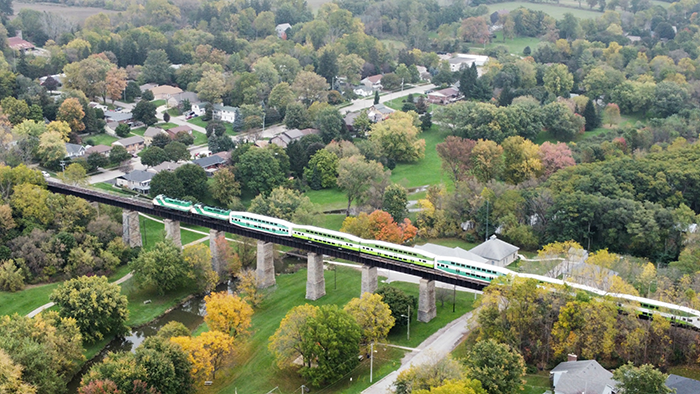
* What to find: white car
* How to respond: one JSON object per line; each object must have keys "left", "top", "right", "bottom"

{"left": 41, "top": 171, "right": 50, "bottom": 178}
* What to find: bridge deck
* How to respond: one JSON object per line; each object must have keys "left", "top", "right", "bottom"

{"left": 47, "top": 182, "right": 487, "bottom": 290}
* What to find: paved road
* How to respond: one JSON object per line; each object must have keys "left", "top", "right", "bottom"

{"left": 340, "top": 84, "right": 436, "bottom": 114}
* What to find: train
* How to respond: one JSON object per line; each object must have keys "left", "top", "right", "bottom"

{"left": 152, "top": 194, "right": 700, "bottom": 328}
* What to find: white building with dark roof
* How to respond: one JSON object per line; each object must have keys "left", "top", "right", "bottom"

{"left": 469, "top": 235, "right": 519, "bottom": 267}
{"left": 65, "top": 143, "right": 86, "bottom": 158}
{"left": 414, "top": 243, "right": 489, "bottom": 264}
{"left": 213, "top": 104, "right": 237, "bottom": 123}
{"left": 551, "top": 357, "right": 616, "bottom": 394}
{"left": 116, "top": 170, "right": 155, "bottom": 193}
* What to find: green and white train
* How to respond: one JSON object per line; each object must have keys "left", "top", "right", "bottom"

{"left": 152, "top": 194, "right": 700, "bottom": 326}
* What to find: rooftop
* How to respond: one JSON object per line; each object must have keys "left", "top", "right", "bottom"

{"left": 8, "top": 36, "right": 34, "bottom": 51}
{"left": 150, "top": 161, "right": 184, "bottom": 173}
{"left": 193, "top": 155, "right": 227, "bottom": 168}
{"left": 104, "top": 111, "right": 133, "bottom": 122}
{"left": 167, "top": 125, "right": 192, "bottom": 135}
{"left": 151, "top": 85, "right": 183, "bottom": 97}
{"left": 119, "top": 170, "right": 154, "bottom": 183}
{"left": 469, "top": 235, "right": 519, "bottom": 261}
{"left": 551, "top": 360, "right": 615, "bottom": 394}
{"left": 65, "top": 143, "right": 85, "bottom": 156}
{"left": 414, "top": 243, "right": 488, "bottom": 264}
{"left": 113, "top": 136, "right": 144, "bottom": 146}
{"left": 666, "top": 374, "right": 700, "bottom": 394}
{"left": 214, "top": 104, "right": 238, "bottom": 113}
{"left": 86, "top": 144, "right": 111, "bottom": 155}
{"left": 144, "top": 127, "right": 165, "bottom": 138}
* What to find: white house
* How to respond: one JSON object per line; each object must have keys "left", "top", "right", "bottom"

{"left": 447, "top": 54, "right": 489, "bottom": 72}
{"left": 361, "top": 74, "right": 383, "bottom": 90}
{"left": 213, "top": 104, "right": 237, "bottom": 123}
{"left": 468, "top": 235, "right": 519, "bottom": 267}
{"left": 276, "top": 23, "right": 292, "bottom": 39}
{"left": 65, "top": 143, "right": 86, "bottom": 158}
{"left": 116, "top": 170, "right": 155, "bottom": 193}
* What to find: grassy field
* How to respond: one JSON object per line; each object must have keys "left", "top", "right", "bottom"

{"left": 534, "top": 113, "right": 644, "bottom": 144}
{"left": 522, "top": 372, "right": 552, "bottom": 394}
{"left": 205, "top": 265, "right": 478, "bottom": 394}
{"left": 130, "top": 126, "right": 147, "bottom": 136}
{"left": 391, "top": 125, "right": 447, "bottom": 189}
{"left": 188, "top": 116, "right": 235, "bottom": 136}
{"left": 0, "top": 265, "right": 132, "bottom": 317}
{"left": 322, "top": 214, "right": 347, "bottom": 231}
{"left": 138, "top": 215, "right": 208, "bottom": 250}
{"left": 486, "top": 1, "right": 603, "bottom": 19}
{"left": 156, "top": 122, "right": 179, "bottom": 130}
{"left": 482, "top": 32, "right": 543, "bottom": 55}
{"left": 152, "top": 100, "right": 166, "bottom": 107}
{"left": 84, "top": 133, "right": 119, "bottom": 146}
{"left": 13, "top": 2, "right": 118, "bottom": 23}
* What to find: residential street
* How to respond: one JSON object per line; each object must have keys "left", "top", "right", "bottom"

{"left": 340, "top": 83, "right": 436, "bottom": 114}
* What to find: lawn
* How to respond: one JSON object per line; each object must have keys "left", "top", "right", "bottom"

{"left": 486, "top": 1, "right": 603, "bottom": 19}
{"left": 152, "top": 99, "right": 166, "bottom": 107}
{"left": 188, "top": 116, "right": 236, "bottom": 136}
{"left": 306, "top": 187, "right": 348, "bottom": 212}
{"left": 156, "top": 122, "right": 179, "bottom": 130}
{"left": 482, "top": 32, "right": 543, "bottom": 56}
{"left": 138, "top": 215, "right": 210, "bottom": 250}
{"left": 669, "top": 365, "right": 700, "bottom": 381}
{"left": 83, "top": 133, "right": 119, "bottom": 146}
{"left": 130, "top": 126, "right": 147, "bottom": 136}
{"left": 383, "top": 94, "right": 439, "bottom": 113}
{"left": 322, "top": 214, "right": 347, "bottom": 231}
{"left": 534, "top": 113, "right": 645, "bottom": 144}
{"left": 390, "top": 125, "right": 447, "bottom": 189}
{"left": 205, "top": 266, "right": 478, "bottom": 394}
{"left": 0, "top": 265, "right": 132, "bottom": 317}
{"left": 92, "top": 182, "right": 138, "bottom": 196}
{"left": 522, "top": 372, "right": 552, "bottom": 394}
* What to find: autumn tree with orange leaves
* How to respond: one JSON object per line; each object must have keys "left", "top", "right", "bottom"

{"left": 340, "top": 210, "right": 417, "bottom": 244}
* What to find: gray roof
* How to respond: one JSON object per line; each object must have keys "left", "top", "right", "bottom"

{"left": 414, "top": 243, "right": 488, "bottom": 264}
{"left": 86, "top": 144, "right": 111, "bottom": 155}
{"left": 372, "top": 104, "right": 393, "bottom": 114}
{"left": 114, "top": 136, "right": 144, "bottom": 146}
{"left": 213, "top": 104, "right": 237, "bottom": 113}
{"left": 551, "top": 360, "right": 615, "bottom": 394}
{"left": 65, "top": 143, "right": 85, "bottom": 157}
{"left": 120, "top": 170, "right": 154, "bottom": 183}
{"left": 144, "top": 127, "right": 165, "bottom": 138}
{"left": 666, "top": 374, "right": 700, "bottom": 394}
{"left": 193, "top": 155, "right": 226, "bottom": 168}
{"left": 469, "top": 235, "right": 519, "bottom": 262}
{"left": 104, "top": 111, "right": 133, "bottom": 122}
{"left": 150, "top": 161, "right": 184, "bottom": 173}
{"left": 174, "top": 91, "right": 200, "bottom": 104}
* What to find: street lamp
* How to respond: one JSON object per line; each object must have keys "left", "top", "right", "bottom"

{"left": 401, "top": 305, "right": 411, "bottom": 341}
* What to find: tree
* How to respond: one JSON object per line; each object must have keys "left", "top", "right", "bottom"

{"left": 47, "top": 121, "right": 72, "bottom": 142}
{"left": 0, "top": 97, "right": 29, "bottom": 125}
{"left": 174, "top": 164, "right": 207, "bottom": 200}
{"left": 249, "top": 186, "right": 319, "bottom": 224}
{"left": 129, "top": 240, "right": 189, "bottom": 294}
{"left": 369, "top": 111, "right": 425, "bottom": 163}
{"left": 283, "top": 102, "right": 310, "bottom": 130}
{"left": 109, "top": 145, "right": 130, "bottom": 165}
{"left": 37, "top": 131, "right": 67, "bottom": 164}
{"left": 165, "top": 141, "right": 190, "bottom": 162}
{"left": 383, "top": 183, "right": 408, "bottom": 222}
{"left": 341, "top": 210, "right": 417, "bottom": 243}
{"left": 0, "top": 348, "right": 36, "bottom": 393}
{"left": 543, "top": 64, "right": 574, "bottom": 97}
{"left": 268, "top": 82, "right": 296, "bottom": 117}
{"left": 374, "top": 90, "right": 380, "bottom": 105}
{"left": 460, "top": 17, "right": 490, "bottom": 45}
{"left": 141, "top": 146, "right": 169, "bottom": 168}
{"left": 317, "top": 50, "right": 338, "bottom": 85}
{"left": 0, "top": 260, "right": 24, "bottom": 292}
{"left": 151, "top": 133, "right": 171, "bottom": 149}
{"left": 315, "top": 107, "right": 344, "bottom": 143}
{"left": 464, "top": 340, "right": 525, "bottom": 394}
{"left": 50, "top": 275, "right": 129, "bottom": 342}
{"left": 269, "top": 304, "right": 318, "bottom": 368}
{"left": 436, "top": 136, "right": 477, "bottom": 183}
{"left": 301, "top": 305, "right": 361, "bottom": 386}
{"left": 337, "top": 155, "right": 387, "bottom": 214}
{"left": 204, "top": 291, "right": 253, "bottom": 338}
{"left": 58, "top": 98, "right": 85, "bottom": 133}
{"left": 460, "top": 65, "right": 478, "bottom": 99}
{"left": 196, "top": 70, "right": 226, "bottom": 104}
{"left": 115, "top": 123, "right": 131, "bottom": 138}
{"left": 163, "top": 112, "right": 171, "bottom": 123}
{"left": 59, "top": 162, "right": 88, "bottom": 186}
{"left": 583, "top": 98, "right": 600, "bottom": 131}
{"left": 613, "top": 363, "right": 672, "bottom": 394}
{"left": 414, "top": 379, "right": 486, "bottom": 394}
{"left": 394, "top": 355, "right": 464, "bottom": 394}
{"left": 210, "top": 167, "right": 240, "bottom": 206}
{"left": 338, "top": 54, "right": 364, "bottom": 85}
{"left": 142, "top": 90, "right": 155, "bottom": 101}
{"left": 471, "top": 139, "right": 503, "bottom": 183}
{"left": 304, "top": 149, "right": 338, "bottom": 190}
{"left": 542, "top": 101, "right": 585, "bottom": 141}
{"left": 171, "top": 331, "right": 234, "bottom": 381}
{"left": 603, "top": 103, "right": 621, "bottom": 126}
{"left": 236, "top": 148, "right": 285, "bottom": 195}
{"left": 157, "top": 322, "right": 191, "bottom": 339}
{"left": 538, "top": 142, "right": 575, "bottom": 177}
{"left": 181, "top": 244, "right": 218, "bottom": 293}
{"left": 502, "top": 136, "right": 542, "bottom": 184}
{"left": 132, "top": 100, "right": 157, "bottom": 126}
{"left": 142, "top": 50, "right": 172, "bottom": 85}
{"left": 375, "top": 286, "right": 415, "bottom": 327}
{"left": 344, "top": 293, "right": 395, "bottom": 352}
{"left": 291, "top": 71, "right": 328, "bottom": 104}
{"left": 105, "top": 68, "right": 127, "bottom": 104}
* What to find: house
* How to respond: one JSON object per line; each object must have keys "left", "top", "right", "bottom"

{"left": 665, "top": 374, "right": 700, "bottom": 394}
{"left": 344, "top": 112, "right": 361, "bottom": 131}
{"left": 191, "top": 101, "right": 207, "bottom": 116}
{"left": 550, "top": 356, "right": 616, "bottom": 394}
{"left": 447, "top": 54, "right": 489, "bottom": 72}
{"left": 165, "top": 125, "right": 193, "bottom": 139}
{"left": 168, "top": 91, "right": 200, "bottom": 109}
{"left": 276, "top": 23, "right": 292, "bottom": 39}
{"left": 112, "top": 136, "right": 145, "bottom": 154}
{"left": 361, "top": 75, "right": 383, "bottom": 90}
{"left": 367, "top": 104, "right": 393, "bottom": 121}
{"left": 270, "top": 128, "right": 319, "bottom": 148}
{"left": 104, "top": 111, "right": 133, "bottom": 124}
{"left": 144, "top": 127, "right": 166, "bottom": 145}
{"left": 416, "top": 66, "right": 431, "bottom": 80}
{"left": 213, "top": 104, "right": 237, "bottom": 123}
{"left": 151, "top": 85, "right": 183, "bottom": 101}
{"left": 8, "top": 35, "right": 34, "bottom": 52}
{"left": 427, "top": 87, "right": 461, "bottom": 104}
{"left": 414, "top": 243, "right": 489, "bottom": 264}
{"left": 192, "top": 154, "right": 227, "bottom": 175}
{"left": 468, "top": 235, "right": 519, "bottom": 267}
{"left": 116, "top": 170, "right": 154, "bottom": 193}
{"left": 139, "top": 83, "right": 158, "bottom": 93}
{"left": 149, "top": 161, "right": 184, "bottom": 173}
{"left": 88, "top": 102, "right": 108, "bottom": 112}
{"left": 65, "top": 143, "right": 86, "bottom": 158}
{"left": 353, "top": 85, "right": 374, "bottom": 97}
{"left": 85, "top": 144, "right": 111, "bottom": 156}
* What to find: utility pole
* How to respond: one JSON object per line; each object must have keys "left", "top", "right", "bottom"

{"left": 370, "top": 342, "right": 374, "bottom": 383}
{"left": 485, "top": 199, "right": 489, "bottom": 242}
{"left": 453, "top": 284, "right": 456, "bottom": 312}
{"left": 401, "top": 305, "right": 411, "bottom": 341}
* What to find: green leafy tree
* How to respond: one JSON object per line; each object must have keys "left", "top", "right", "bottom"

{"left": 164, "top": 141, "right": 190, "bottom": 162}
{"left": 1, "top": 97, "right": 30, "bottom": 125}
{"left": 464, "top": 340, "right": 525, "bottom": 394}
{"left": 141, "top": 146, "right": 169, "bottom": 168}
{"left": 374, "top": 90, "right": 380, "bottom": 105}
{"left": 59, "top": 162, "right": 88, "bottom": 186}
{"left": 151, "top": 133, "right": 172, "bottom": 149}
{"left": 583, "top": 99, "right": 600, "bottom": 131}
{"left": 382, "top": 183, "right": 408, "bottom": 222}
{"left": 343, "top": 293, "right": 395, "bottom": 352}
{"left": 542, "top": 101, "right": 585, "bottom": 141}
{"left": 304, "top": 149, "right": 338, "bottom": 190}
{"left": 300, "top": 305, "right": 361, "bottom": 387}
{"left": 115, "top": 123, "right": 130, "bottom": 138}
{"left": 375, "top": 286, "right": 416, "bottom": 327}
{"left": 315, "top": 107, "right": 344, "bottom": 143}
{"left": 129, "top": 240, "right": 188, "bottom": 294}
{"left": 132, "top": 100, "right": 157, "bottom": 126}
{"left": 337, "top": 155, "right": 387, "bottom": 214}
{"left": 109, "top": 145, "right": 131, "bottom": 165}
{"left": 142, "top": 49, "right": 172, "bottom": 85}
{"left": 141, "top": 90, "right": 154, "bottom": 101}
{"left": 0, "top": 349, "right": 36, "bottom": 394}
{"left": 235, "top": 148, "right": 285, "bottom": 195}
{"left": 196, "top": 70, "right": 226, "bottom": 104}
{"left": 543, "top": 64, "right": 574, "bottom": 97}
{"left": 613, "top": 363, "right": 672, "bottom": 394}
{"left": 50, "top": 275, "right": 129, "bottom": 342}
{"left": 283, "top": 102, "right": 310, "bottom": 130}
{"left": 369, "top": 111, "right": 425, "bottom": 163}
{"left": 249, "top": 186, "right": 319, "bottom": 224}
{"left": 150, "top": 170, "right": 185, "bottom": 198}
{"left": 0, "top": 260, "right": 24, "bottom": 292}
{"left": 174, "top": 164, "right": 208, "bottom": 200}
{"left": 210, "top": 166, "right": 240, "bottom": 206}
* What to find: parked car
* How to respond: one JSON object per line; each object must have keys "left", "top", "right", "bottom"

{"left": 41, "top": 171, "right": 50, "bottom": 178}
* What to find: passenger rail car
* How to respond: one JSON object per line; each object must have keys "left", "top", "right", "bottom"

{"left": 293, "top": 225, "right": 362, "bottom": 251}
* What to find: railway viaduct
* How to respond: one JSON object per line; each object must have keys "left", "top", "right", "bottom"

{"left": 48, "top": 182, "right": 488, "bottom": 323}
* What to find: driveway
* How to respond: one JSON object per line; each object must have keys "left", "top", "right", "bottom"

{"left": 341, "top": 84, "right": 436, "bottom": 114}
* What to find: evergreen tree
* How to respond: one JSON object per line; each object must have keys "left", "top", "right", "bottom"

{"left": 317, "top": 50, "right": 338, "bottom": 85}
{"left": 583, "top": 99, "right": 600, "bottom": 131}
{"left": 459, "top": 63, "right": 478, "bottom": 99}
{"left": 374, "top": 90, "right": 380, "bottom": 105}
{"left": 499, "top": 85, "right": 514, "bottom": 107}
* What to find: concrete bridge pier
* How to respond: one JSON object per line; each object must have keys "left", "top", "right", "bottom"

{"left": 122, "top": 209, "right": 142, "bottom": 247}
{"left": 209, "top": 229, "right": 226, "bottom": 277}
{"left": 418, "top": 278, "right": 436, "bottom": 323}
{"left": 361, "top": 265, "right": 378, "bottom": 295}
{"left": 306, "top": 252, "right": 326, "bottom": 300}
{"left": 256, "top": 241, "right": 276, "bottom": 289}
{"left": 164, "top": 219, "right": 181, "bottom": 248}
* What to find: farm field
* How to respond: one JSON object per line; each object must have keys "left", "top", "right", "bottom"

{"left": 486, "top": 1, "right": 604, "bottom": 19}
{"left": 12, "top": 2, "right": 118, "bottom": 23}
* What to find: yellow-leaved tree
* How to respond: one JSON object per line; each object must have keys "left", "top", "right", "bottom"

{"left": 268, "top": 304, "right": 318, "bottom": 368}
{"left": 343, "top": 292, "right": 395, "bottom": 353}
{"left": 183, "top": 243, "right": 218, "bottom": 293}
{"left": 413, "top": 379, "right": 486, "bottom": 394}
{"left": 204, "top": 291, "right": 253, "bottom": 338}
{"left": 552, "top": 298, "right": 617, "bottom": 361}
{"left": 236, "top": 269, "right": 264, "bottom": 308}
{"left": 171, "top": 330, "right": 235, "bottom": 380}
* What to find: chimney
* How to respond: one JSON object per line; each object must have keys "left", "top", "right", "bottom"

{"left": 567, "top": 354, "right": 577, "bottom": 362}
{"left": 16, "top": 30, "right": 22, "bottom": 40}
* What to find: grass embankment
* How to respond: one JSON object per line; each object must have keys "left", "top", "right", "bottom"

{"left": 138, "top": 215, "right": 209, "bottom": 250}
{"left": 204, "top": 266, "right": 478, "bottom": 394}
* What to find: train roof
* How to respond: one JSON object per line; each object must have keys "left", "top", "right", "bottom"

{"left": 362, "top": 239, "right": 437, "bottom": 257}
{"left": 437, "top": 256, "right": 513, "bottom": 275}
{"left": 292, "top": 225, "right": 363, "bottom": 242}
{"left": 230, "top": 211, "right": 294, "bottom": 228}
